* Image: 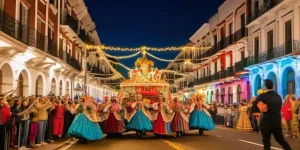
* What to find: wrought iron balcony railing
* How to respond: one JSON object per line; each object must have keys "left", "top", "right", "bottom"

{"left": 247, "top": 0, "right": 283, "bottom": 24}
{"left": 234, "top": 27, "right": 247, "bottom": 42}
{"left": 226, "top": 66, "right": 234, "bottom": 76}
{"left": 61, "top": 9, "right": 79, "bottom": 33}
{"left": 0, "top": 9, "right": 82, "bottom": 71}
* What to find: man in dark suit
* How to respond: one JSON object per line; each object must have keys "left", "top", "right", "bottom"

{"left": 252, "top": 79, "right": 291, "bottom": 150}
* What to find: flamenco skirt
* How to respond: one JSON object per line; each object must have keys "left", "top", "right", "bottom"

{"left": 127, "top": 110, "right": 152, "bottom": 131}
{"left": 68, "top": 113, "right": 103, "bottom": 140}
{"left": 189, "top": 110, "right": 215, "bottom": 130}
{"left": 153, "top": 112, "right": 171, "bottom": 135}
{"left": 236, "top": 113, "right": 252, "bottom": 132}
{"left": 171, "top": 112, "right": 189, "bottom": 132}
{"left": 104, "top": 113, "right": 125, "bottom": 133}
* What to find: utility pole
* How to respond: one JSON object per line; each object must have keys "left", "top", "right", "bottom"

{"left": 83, "top": 45, "right": 87, "bottom": 96}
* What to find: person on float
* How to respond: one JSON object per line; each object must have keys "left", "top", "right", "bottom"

{"left": 126, "top": 93, "right": 153, "bottom": 139}
{"left": 98, "top": 96, "right": 109, "bottom": 132}
{"left": 189, "top": 95, "right": 215, "bottom": 135}
{"left": 68, "top": 97, "right": 103, "bottom": 144}
{"left": 152, "top": 94, "right": 174, "bottom": 138}
{"left": 102, "top": 97, "right": 125, "bottom": 138}
{"left": 170, "top": 97, "right": 189, "bottom": 137}
{"left": 236, "top": 102, "right": 252, "bottom": 132}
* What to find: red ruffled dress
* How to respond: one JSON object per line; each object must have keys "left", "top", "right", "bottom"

{"left": 103, "top": 104, "right": 125, "bottom": 133}
{"left": 170, "top": 103, "right": 189, "bottom": 132}
{"left": 152, "top": 103, "right": 172, "bottom": 135}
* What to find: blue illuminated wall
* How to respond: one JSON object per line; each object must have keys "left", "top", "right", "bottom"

{"left": 248, "top": 58, "right": 300, "bottom": 100}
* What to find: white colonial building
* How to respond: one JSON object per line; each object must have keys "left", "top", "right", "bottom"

{"left": 0, "top": 0, "right": 120, "bottom": 99}
{"left": 245, "top": 0, "right": 300, "bottom": 99}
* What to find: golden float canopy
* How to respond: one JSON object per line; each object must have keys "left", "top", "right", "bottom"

{"left": 117, "top": 54, "right": 171, "bottom": 104}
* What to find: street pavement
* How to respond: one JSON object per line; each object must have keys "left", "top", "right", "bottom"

{"left": 24, "top": 126, "right": 300, "bottom": 150}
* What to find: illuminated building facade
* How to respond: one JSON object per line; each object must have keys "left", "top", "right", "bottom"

{"left": 0, "top": 0, "right": 119, "bottom": 98}
{"left": 190, "top": 0, "right": 250, "bottom": 104}
{"left": 246, "top": 0, "right": 300, "bottom": 99}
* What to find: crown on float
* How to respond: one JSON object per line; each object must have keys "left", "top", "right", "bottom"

{"left": 134, "top": 57, "right": 154, "bottom": 67}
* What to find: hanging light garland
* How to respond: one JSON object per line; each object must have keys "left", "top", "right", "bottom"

{"left": 103, "top": 51, "right": 141, "bottom": 59}
{"left": 146, "top": 52, "right": 174, "bottom": 62}
{"left": 86, "top": 44, "right": 211, "bottom": 51}
{"left": 108, "top": 60, "right": 132, "bottom": 71}
{"left": 101, "top": 55, "right": 125, "bottom": 78}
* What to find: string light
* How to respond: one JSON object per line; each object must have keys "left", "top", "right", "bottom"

{"left": 103, "top": 51, "right": 141, "bottom": 59}
{"left": 146, "top": 52, "right": 174, "bottom": 62}
{"left": 100, "top": 55, "right": 125, "bottom": 78}
{"left": 108, "top": 60, "right": 132, "bottom": 71}
{"left": 86, "top": 44, "right": 212, "bottom": 51}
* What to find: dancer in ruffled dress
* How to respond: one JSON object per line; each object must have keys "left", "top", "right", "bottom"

{"left": 126, "top": 94, "right": 153, "bottom": 138}
{"left": 189, "top": 95, "right": 215, "bottom": 135}
{"left": 68, "top": 97, "right": 103, "bottom": 144}
{"left": 102, "top": 97, "right": 125, "bottom": 137}
{"left": 170, "top": 97, "right": 189, "bottom": 137}
{"left": 98, "top": 96, "right": 109, "bottom": 132}
{"left": 152, "top": 94, "right": 174, "bottom": 137}
{"left": 236, "top": 103, "right": 252, "bottom": 132}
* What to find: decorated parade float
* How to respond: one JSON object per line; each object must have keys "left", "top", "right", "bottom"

{"left": 116, "top": 52, "right": 173, "bottom": 106}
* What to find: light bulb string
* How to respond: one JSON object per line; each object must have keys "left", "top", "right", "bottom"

{"left": 146, "top": 52, "right": 174, "bottom": 62}
{"left": 108, "top": 60, "right": 132, "bottom": 71}
{"left": 86, "top": 45, "right": 212, "bottom": 51}
{"left": 103, "top": 51, "right": 141, "bottom": 59}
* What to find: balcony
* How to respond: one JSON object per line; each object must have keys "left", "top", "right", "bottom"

{"left": 234, "top": 27, "right": 247, "bottom": 42}
{"left": 79, "top": 29, "right": 86, "bottom": 42}
{"left": 0, "top": 9, "right": 82, "bottom": 72}
{"left": 226, "top": 66, "right": 234, "bottom": 76}
{"left": 61, "top": 10, "right": 78, "bottom": 33}
{"left": 220, "top": 70, "right": 227, "bottom": 79}
{"left": 225, "top": 34, "right": 234, "bottom": 47}
{"left": 48, "top": 39, "right": 58, "bottom": 57}
{"left": 0, "top": 10, "right": 38, "bottom": 47}
{"left": 217, "top": 39, "right": 226, "bottom": 51}
{"left": 235, "top": 59, "right": 247, "bottom": 72}
{"left": 248, "top": 0, "right": 283, "bottom": 24}
{"left": 258, "top": 49, "right": 274, "bottom": 63}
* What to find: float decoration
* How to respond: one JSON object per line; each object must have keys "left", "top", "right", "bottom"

{"left": 118, "top": 50, "right": 172, "bottom": 104}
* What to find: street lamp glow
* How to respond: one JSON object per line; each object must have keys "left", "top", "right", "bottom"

{"left": 184, "top": 92, "right": 188, "bottom": 96}
{"left": 198, "top": 89, "right": 203, "bottom": 94}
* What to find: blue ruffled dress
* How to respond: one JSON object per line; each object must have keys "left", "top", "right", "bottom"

{"left": 189, "top": 105, "right": 215, "bottom": 130}
{"left": 126, "top": 103, "right": 153, "bottom": 131}
{"left": 68, "top": 105, "right": 103, "bottom": 140}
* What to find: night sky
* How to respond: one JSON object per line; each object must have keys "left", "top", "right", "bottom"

{"left": 85, "top": 0, "right": 225, "bottom": 77}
